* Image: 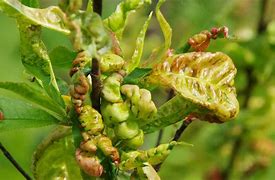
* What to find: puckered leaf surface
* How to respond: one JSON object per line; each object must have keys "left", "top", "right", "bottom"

{"left": 146, "top": 52, "right": 239, "bottom": 124}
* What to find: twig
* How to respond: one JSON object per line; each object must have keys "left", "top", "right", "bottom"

{"left": 257, "top": 0, "right": 268, "bottom": 34}
{"left": 155, "top": 129, "right": 164, "bottom": 147}
{"left": 155, "top": 116, "right": 193, "bottom": 172}
{"left": 90, "top": 57, "right": 102, "bottom": 112}
{"left": 0, "top": 142, "right": 32, "bottom": 180}
{"left": 93, "top": 0, "right": 102, "bottom": 15}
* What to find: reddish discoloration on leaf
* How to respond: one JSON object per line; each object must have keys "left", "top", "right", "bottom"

{"left": 0, "top": 111, "right": 4, "bottom": 121}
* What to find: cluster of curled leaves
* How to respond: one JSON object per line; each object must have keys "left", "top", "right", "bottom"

{"left": 0, "top": 0, "right": 239, "bottom": 179}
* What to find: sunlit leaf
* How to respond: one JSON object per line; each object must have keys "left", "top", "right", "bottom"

{"left": 124, "top": 12, "right": 152, "bottom": 73}
{"left": 0, "top": 96, "right": 59, "bottom": 133}
{"left": 143, "top": 52, "right": 239, "bottom": 130}
{"left": 0, "top": 0, "right": 69, "bottom": 34}
{"left": 139, "top": 163, "right": 161, "bottom": 180}
{"left": 103, "top": 0, "right": 151, "bottom": 39}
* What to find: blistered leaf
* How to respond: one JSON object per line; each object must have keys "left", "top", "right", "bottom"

{"left": 32, "top": 126, "right": 82, "bottom": 180}
{"left": 124, "top": 12, "right": 152, "bottom": 73}
{"left": 0, "top": 82, "right": 66, "bottom": 119}
{"left": 145, "top": 52, "right": 239, "bottom": 127}
{"left": 0, "top": 96, "right": 59, "bottom": 133}
{"left": 49, "top": 46, "right": 77, "bottom": 69}
{"left": 103, "top": 0, "right": 151, "bottom": 39}
{"left": 0, "top": 0, "right": 70, "bottom": 34}
{"left": 18, "top": 22, "right": 65, "bottom": 108}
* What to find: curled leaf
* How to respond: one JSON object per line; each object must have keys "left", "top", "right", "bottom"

{"left": 104, "top": 0, "right": 151, "bottom": 39}
{"left": 146, "top": 52, "right": 239, "bottom": 124}
{"left": 0, "top": 0, "right": 70, "bottom": 34}
{"left": 124, "top": 12, "right": 152, "bottom": 73}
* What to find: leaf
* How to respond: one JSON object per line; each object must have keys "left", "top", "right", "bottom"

{"left": 123, "top": 68, "right": 152, "bottom": 85}
{"left": 124, "top": 12, "right": 152, "bottom": 73}
{"left": 0, "top": 82, "right": 66, "bottom": 119}
{"left": 32, "top": 126, "right": 82, "bottom": 180}
{"left": 0, "top": 0, "right": 70, "bottom": 34}
{"left": 49, "top": 46, "right": 77, "bottom": 69}
{"left": 20, "top": 0, "right": 39, "bottom": 8}
{"left": 0, "top": 96, "right": 59, "bottom": 133}
{"left": 156, "top": 0, "right": 172, "bottom": 51}
{"left": 144, "top": 52, "right": 239, "bottom": 127}
{"left": 139, "top": 163, "right": 161, "bottom": 180}
{"left": 103, "top": 0, "right": 151, "bottom": 39}
{"left": 18, "top": 22, "right": 65, "bottom": 108}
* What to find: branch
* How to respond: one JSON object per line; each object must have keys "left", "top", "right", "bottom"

{"left": 155, "top": 116, "right": 194, "bottom": 172}
{"left": 0, "top": 142, "right": 32, "bottom": 180}
{"left": 257, "top": 0, "right": 268, "bottom": 34}
{"left": 90, "top": 58, "right": 102, "bottom": 112}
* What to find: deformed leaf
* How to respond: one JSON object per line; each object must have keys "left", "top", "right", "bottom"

{"left": 0, "top": 0, "right": 70, "bottom": 34}
{"left": 18, "top": 22, "right": 65, "bottom": 108}
{"left": 139, "top": 163, "right": 161, "bottom": 180}
{"left": 0, "top": 96, "right": 59, "bottom": 133}
{"left": 146, "top": 52, "right": 239, "bottom": 124}
{"left": 103, "top": 0, "right": 151, "bottom": 39}
{"left": 0, "top": 82, "right": 66, "bottom": 119}
{"left": 32, "top": 126, "right": 82, "bottom": 180}
{"left": 124, "top": 12, "right": 152, "bottom": 73}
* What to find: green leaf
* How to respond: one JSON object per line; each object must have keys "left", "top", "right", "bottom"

{"left": 0, "top": 96, "right": 59, "bottom": 133}
{"left": 32, "top": 126, "right": 82, "bottom": 180}
{"left": 49, "top": 46, "right": 77, "bottom": 69}
{"left": 20, "top": 0, "right": 39, "bottom": 7}
{"left": 144, "top": 52, "right": 239, "bottom": 127}
{"left": 124, "top": 12, "right": 152, "bottom": 73}
{"left": 0, "top": 0, "right": 70, "bottom": 34}
{"left": 156, "top": 0, "right": 172, "bottom": 51}
{"left": 0, "top": 82, "right": 66, "bottom": 120}
{"left": 123, "top": 68, "right": 152, "bottom": 85}
{"left": 141, "top": 95, "right": 202, "bottom": 133}
{"left": 18, "top": 22, "right": 65, "bottom": 108}
{"left": 103, "top": 0, "right": 151, "bottom": 39}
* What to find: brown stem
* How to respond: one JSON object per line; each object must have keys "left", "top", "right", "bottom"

{"left": 155, "top": 117, "right": 193, "bottom": 172}
{"left": 0, "top": 142, "right": 32, "bottom": 180}
{"left": 90, "top": 58, "right": 102, "bottom": 112}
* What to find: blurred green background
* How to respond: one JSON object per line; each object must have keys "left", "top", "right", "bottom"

{"left": 0, "top": 0, "right": 275, "bottom": 179}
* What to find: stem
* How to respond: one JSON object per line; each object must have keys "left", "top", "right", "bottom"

{"left": 90, "top": 58, "right": 102, "bottom": 112}
{"left": 155, "top": 118, "right": 193, "bottom": 172}
{"left": 93, "top": 0, "right": 102, "bottom": 15}
{"left": 257, "top": 0, "right": 268, "bottom": 34}
{"left": 0, "top": 142, "right": 32, "bottom": 180}
{"left": 155, "top": 129, "right": 164, "bottom": 147}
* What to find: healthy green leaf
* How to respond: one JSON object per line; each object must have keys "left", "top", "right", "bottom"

{"left": 123, "top": 68, "right": 152, "bottom": 85}
{"left": 0, "top": 0, "right": 70, "bottom": 34}
{"left": 0, "top": 82, "right": 66, "bottom": 119}
{"left": 0, "top": 96, "right": 59, "bottom": 133}
{"left": 103, "top": 0, "right": 151, "bottom": 39}
{"left": 144, "top": 52, "right": 239, "bottom": 128}
{"left": 49, "top": 46, "right": 77, "bottom": 69}
{"left": 124, "top": 12, "right": 152, "bottom": 73}
{"left": 32, "top": 126, "right": 82, "bottom": 180}
{"left": 18, "top": 22, "right": 65, "bottom": 108}
{"left": 20, "top": 0, "right": 39, "bottom": 8}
